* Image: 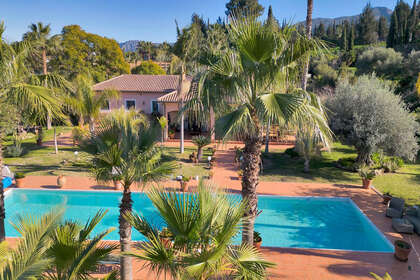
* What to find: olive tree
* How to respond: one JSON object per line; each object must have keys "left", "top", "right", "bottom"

{"left": 326, "top": 75, "right": 419, "bottom": 165}
{"left": 355, "top": 47, "right": 403, "bottom": 79}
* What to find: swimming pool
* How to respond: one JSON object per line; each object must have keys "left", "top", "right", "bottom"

{"left": 4, "top": 189, "right": 393, "bottom": 252}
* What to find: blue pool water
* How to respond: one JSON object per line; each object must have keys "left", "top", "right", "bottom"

{"left": 4, "top": 189, "right": 393, "bottom": 252}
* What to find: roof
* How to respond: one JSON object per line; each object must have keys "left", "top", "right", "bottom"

{"left": 157, "top": 81, "right": 198, "bottom": 103}
{"left": 93, "top": 74, "right": 180, "bottom": 93}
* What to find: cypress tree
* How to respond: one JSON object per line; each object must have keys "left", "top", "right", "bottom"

{"left": 341, "top": 23, "right": 348, "bottom": 50}
{"left": 357, "top": 3, "right": 378, "bottom": 44}
{"left": 318, "top": 22, "right": 326, "bottom": 38}
{"left": 407, "top": 0, "right": 418, "bottom": 42}
{"left": 265, "top": 5, "right": 279, "bottom": 31}
{"left": 378, "top": 16, "right": 388, "bottom": 41}
{"left": 349, "top": 22, "right": 355, "bottom": 50}
{"left": 387, "top": 9, "right": 398, "bottom": 47}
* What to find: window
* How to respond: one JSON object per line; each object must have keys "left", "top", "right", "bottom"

{"left": 101, "top": 100, "right": 110, "bottom": 111}
{"left": 151, "top": 100, "right": 159, "bottom": 113}
{"left": 125, "top": 100, "right": 136, "bottom": 110}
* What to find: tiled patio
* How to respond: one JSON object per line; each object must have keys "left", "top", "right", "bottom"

{"left": 5, "top": 144, "right": 420, "bottom": 279}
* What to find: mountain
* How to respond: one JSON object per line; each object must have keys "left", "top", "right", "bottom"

{"left": 119, "top": 40, "right": 140, "bottom": 52}
{"left": 306, "top": 7, "right": 392, "bottom": 27}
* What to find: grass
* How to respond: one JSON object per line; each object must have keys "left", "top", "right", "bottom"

{"left": 3, "top": 127, "right": 210, "bottom": 179}
{"left": 262, "top": 142, "right": 420, "bottom": 205}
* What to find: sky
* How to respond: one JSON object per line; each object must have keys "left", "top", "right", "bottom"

{"left": 1, "top": 0, "right": 399, "bottom": 43}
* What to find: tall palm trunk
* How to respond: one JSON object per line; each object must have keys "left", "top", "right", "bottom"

{"left": 0, "top": 135, "right": 5, "bottom": 242}
{"left": 89, "top": 118, "right": 95, "bottom": 134}
{"left": 119, "top": 186, "right": 133, "bottom": 280}
{"left": 301, "top": 0, "right": 313, "bottom": 91}
{"left": 209, "top": 106, "right": 215, "bottom": 141}
{"left": 43, "top": 49, "right": 52, "bottom": 130}
{"left": 241, "top": 116, "right": 263, "bottom": 245}
{"left": 303, "top": 157, "right": 310, "bottom": 173}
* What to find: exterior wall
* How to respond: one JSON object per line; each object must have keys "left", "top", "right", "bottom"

{"left": 104, "top": 91, "right": 166, "bottom": 115}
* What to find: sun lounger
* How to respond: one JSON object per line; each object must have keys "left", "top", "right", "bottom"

{"left": 392, "top": 218, "right": 414, "bottom": 234}
{"left": 405, "top": 206, "right": 420, "bottom": 235}
{"left": 386, "top": 197, "right": 405, "bottom": 218}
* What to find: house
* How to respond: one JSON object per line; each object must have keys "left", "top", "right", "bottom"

{"left": 93, "top": 74, "right": 204, "bottom": 140}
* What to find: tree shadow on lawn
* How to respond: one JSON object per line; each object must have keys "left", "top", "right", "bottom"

{"left": 7, "top": 163, "right": 90, "bottom": 175}
{"left": 261, "top": 152, "right": 358, "bottom": 184}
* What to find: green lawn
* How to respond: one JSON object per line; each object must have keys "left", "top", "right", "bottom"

{"left": 261, "top": 142, "right": 420, "bottom": 205}
{"left": 3, "top": 127, "right": 209, "bottom": 179}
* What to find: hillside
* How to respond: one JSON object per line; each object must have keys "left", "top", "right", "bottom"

{"left": 306, "top": 6, "right": 392, "bottom": 27}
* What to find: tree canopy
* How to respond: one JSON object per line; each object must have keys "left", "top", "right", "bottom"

{"left": 326, "top": 75, "right": 419, "bottom": 164}
{"left": 50, "top": 25, "right": 129, "bottom": 82}
{"left": 131, "top": 60, "right": 166, "bottom": 75}
{"left": 225, "top": 0, "right": 264, "bottom": 17}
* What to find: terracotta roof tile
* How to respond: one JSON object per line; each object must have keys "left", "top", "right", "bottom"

{"left": 93, "top": 74, "right": 181, "bottom": 93}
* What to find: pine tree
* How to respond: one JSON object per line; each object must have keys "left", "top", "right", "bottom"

{"left": 357, "top": 3, "right": 378, "bottom": 44}
{"left": 225, "top": 0, "right": 264, "bottom": 17}
{"left": 378, "top": 16, "right": 388, "bottom": 41}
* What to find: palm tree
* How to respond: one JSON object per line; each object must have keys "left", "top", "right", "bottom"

{"left": 0, "top": 209, "right": 118, "bottom": 280}
{"left": 191, "top": 135, "right": 211, "bottom": 161}
{"left": 90, "top": 110, "right": 176, "bottom": 280}
{"left": 45, "top": 209, "right": 118, "bottom": 280}
{"left": 301, "top": 0, "right": 314, "bottom": 90}
{"left": 195, "top": 16, "right": 331, "bottom": 245}
{"left": 23, "top": 22, "right": 62, "bottom": 129}
{"left": 125, "top": 181, "right": 273, "bottom": 279}
{"left": 0, "top": 22, "right": 64, "bottom": 242}
{"left": 66, "top": 74, "right": 118, "bottom": 134}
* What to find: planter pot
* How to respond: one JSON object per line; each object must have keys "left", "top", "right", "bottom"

{"left": 57, "top": 175, "right": 66, "bottom": 188}
{"left": 180, "top": 182, "right": 188, "bottom": 192}
{"left": 383, "top": 195, "right": 392, "bottom": 205}
{"left": 15, "top": 178, "right": 25, "bottom": 188}
{"left": 253, "top": 240, "right": 262, "bottom": 250}
{"left": 113, "top": 180, "right": 122, "bottom": 190}
{"left": 394, "top": 240, "right": 411, "bottom": 262}
{"left": 362, "top": 179, "right": 372, "bottom": 189}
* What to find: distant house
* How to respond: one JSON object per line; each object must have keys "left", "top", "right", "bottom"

{"left": 93, "top": 74, "right": 199, "bottom": 139}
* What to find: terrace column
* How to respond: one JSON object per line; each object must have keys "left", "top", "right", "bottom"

{"left": 163, "top": 104, "right": 168, "bottom": 141}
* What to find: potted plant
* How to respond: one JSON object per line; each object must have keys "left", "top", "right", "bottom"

{"left": 237, "top": 170, "right": 243, "bottom": 180}
{"left": 168, "top": 129, "right": 175, "bottom": 139}
{"left": 358, "top": 165, "right": 376, "bottom": 189}
{"left": 382, "top": 192, "right": 393, "bottom": 205}
{"left": 57, "top": 174, "right": 67, "bottom": 188}
{"left": 15, "top": 172, "right": 25, "bottom": 188}
{"left": 159, "top": 227, "right": 173, "bottom": 248}
{"left": 180, "top": 176, "right": 190, "bottom": 192}
{"left": 253, "top": 231, "right": 262, "bottom": 249}
{"left": 208, "top": 170, "right": 214, "bottom": 179}
{"left": 394, "top": 239, "right": 411, "bottom": 261}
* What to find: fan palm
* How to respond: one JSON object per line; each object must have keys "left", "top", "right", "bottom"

{"left": 125, "top": 181, "right": 273, "bottom": 280}
{"left": 0, "top": 22, "right": 64, "bottom": 242}
{"left": 44, "top": 209, "right": 118, "bottom": 280}
{"left": 0, "top": 209, "right": 118, "bottom": 280}
{"left": 193, "top": 15, "right": 331, "bottom": 245}
{"left": 0, "top": 209, "right": 63, "bottom": 280}
{"left": 90, "top": 110, "right": 176, "bottom": 280}
{"left": 191, "top": 135, "right": 211, "bottom": 161}
{"left": 66, "top": 74, "right": 118, "bottom": 134}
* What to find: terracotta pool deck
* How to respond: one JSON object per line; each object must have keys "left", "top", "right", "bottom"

{"left": 5, "top": 145, "right": 420, "bottom": 279}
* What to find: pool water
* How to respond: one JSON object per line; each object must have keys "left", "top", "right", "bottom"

{"left": 4, "top": 189, "right": 393, "bottom": 252}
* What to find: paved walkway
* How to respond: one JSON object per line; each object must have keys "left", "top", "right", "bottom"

{"left": 5, "top": 143, "right": 420, "bottom": 279}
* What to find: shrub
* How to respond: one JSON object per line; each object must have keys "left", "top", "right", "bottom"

{"left": 383, "top": 157, "right": 404, "bottom": 173}
{"left": 337, "top": 157, "right": 357, "bottom": 170}
{"left": 355, "top": 47, "right": 403, "bottom": 79}
{"left": 5, "top": 135, "right": 24, "bottom": 157}
{"left": 15, "top": 172, "right": 25, "bottom": 179}
{"left": 131, "top": 60, "right": 166, "bottom": 75}
{"left": 72, "top": 126, "right": 89, "bottom": 146}
{"left": 326, "top": 75, "right": 419, "bottom": 165}
{"left": 313, "top": 63, "right": 338, "bottom": 87}
{"left": 284, "top": 148, "right": 299, "bottom": 158}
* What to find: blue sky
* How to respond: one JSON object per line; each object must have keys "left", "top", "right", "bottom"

{"left": 2, "top": 0, "right": 399, "bottom": 43}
